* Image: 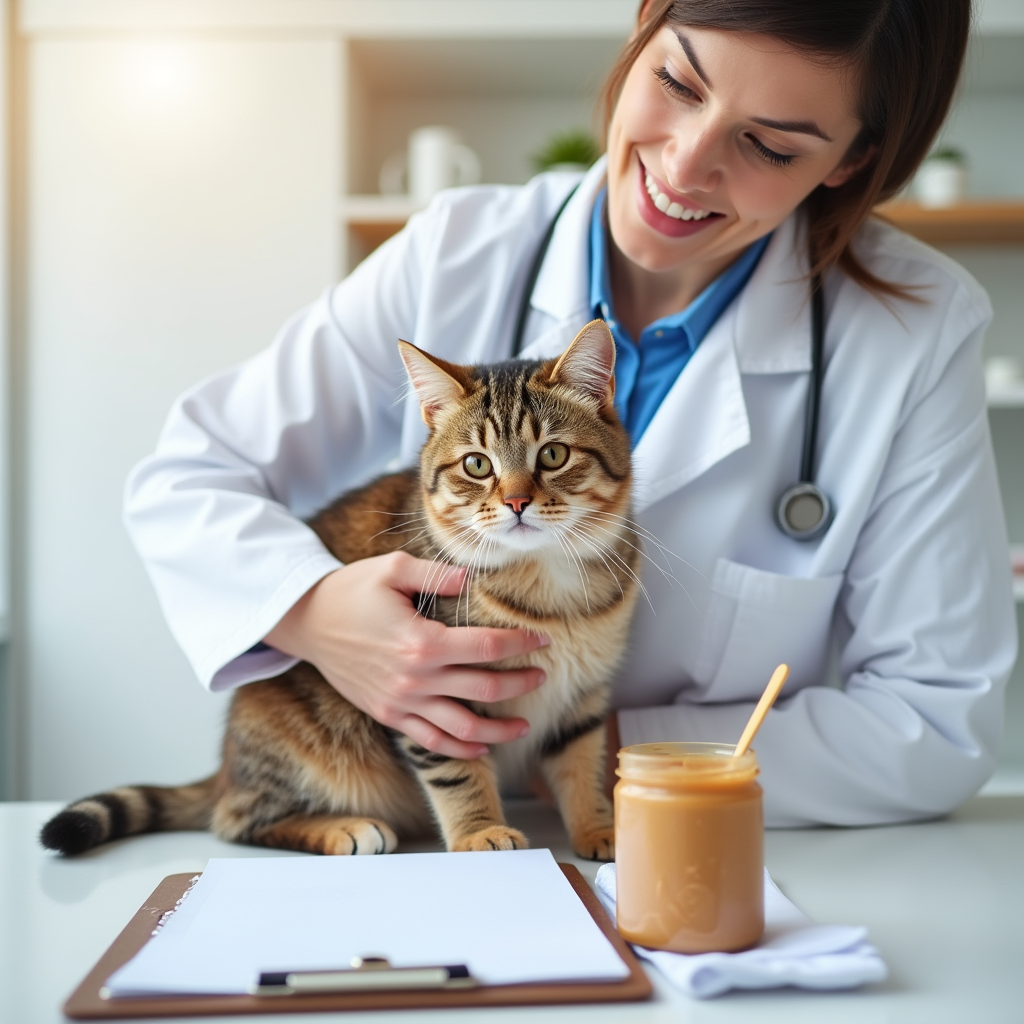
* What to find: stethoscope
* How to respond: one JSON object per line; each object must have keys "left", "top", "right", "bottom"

{"left": 510, "top": 186, "right": 834, "bottom": 541}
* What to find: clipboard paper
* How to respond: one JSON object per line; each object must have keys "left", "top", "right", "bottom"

{"left": 63, "top": 864, "right": 651, "bottom": 1018}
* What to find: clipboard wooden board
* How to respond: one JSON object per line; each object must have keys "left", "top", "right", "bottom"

{"left": 63, "top": 864, "right": 652, "bottom": 1018}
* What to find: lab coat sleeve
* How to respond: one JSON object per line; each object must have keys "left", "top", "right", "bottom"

{"left": 618, "top": 287, "right": 1018, "bottom": 826}
{"left": 124, "top": 205, "right": 442, "bottom": 691}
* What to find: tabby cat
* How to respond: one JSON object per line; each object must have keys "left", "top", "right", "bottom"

{"left": 41, "top": 320, "right": 639, "bottom": 861}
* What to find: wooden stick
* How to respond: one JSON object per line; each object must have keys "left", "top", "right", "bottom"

{"left": 733, "top": 664, "right": 790, "bottom": 758}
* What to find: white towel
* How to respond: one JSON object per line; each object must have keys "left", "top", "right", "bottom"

{"left": 594, "top": 864, "right": 887, "bottom": 999}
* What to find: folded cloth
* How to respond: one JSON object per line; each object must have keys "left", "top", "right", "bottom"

{"left": 594, "top": 864, "right": 887, "bottom": 999}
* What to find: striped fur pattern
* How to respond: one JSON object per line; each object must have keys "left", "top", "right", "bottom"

{"left": 41, "top": 320, "right": 639, "bottom": 861}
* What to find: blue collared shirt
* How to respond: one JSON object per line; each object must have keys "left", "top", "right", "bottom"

{"left": 590, "top": 188, "right": 769, "bottom": 444}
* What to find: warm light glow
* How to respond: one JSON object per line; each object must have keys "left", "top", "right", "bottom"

{"left": 129, "top": 42, "right": 198, "bottom": 108}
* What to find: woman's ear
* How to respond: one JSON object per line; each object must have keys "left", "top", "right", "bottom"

{"left": 822, "top": 143, "right": 878, "bottom": 188}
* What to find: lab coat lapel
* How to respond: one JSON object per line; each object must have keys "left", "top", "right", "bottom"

{"left": 631, "top": 216, "right": 812, "bottom": 511}
{"left": 631, "top": 310, "right": 748, "bottom": 511}
{"left": 515, "top": 158, "right": 607, "bottom": 362}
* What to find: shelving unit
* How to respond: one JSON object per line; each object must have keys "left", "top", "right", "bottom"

{"left": 877, "top": 201, "right": 1024, "bottom": 245}
{"left": 339, "top": 33, "right": 623, "bottom": 272}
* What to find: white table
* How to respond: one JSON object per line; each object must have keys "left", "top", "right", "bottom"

{"left": 3, "top": 797, "right": 1022, "bottom": 1023}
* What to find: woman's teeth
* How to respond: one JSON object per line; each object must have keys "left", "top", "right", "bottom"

{"left": 645, "top": 174, "right": 712, "bottom": 221}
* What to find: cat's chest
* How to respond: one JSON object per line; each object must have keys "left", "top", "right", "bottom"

{"left": 481, "top": 594, "right": 635, "bottom": 783}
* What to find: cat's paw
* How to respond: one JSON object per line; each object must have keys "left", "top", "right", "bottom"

{"left": 324, "top": 818, "right": 398, "bottom": 856}
{"left": 452, "top": 825, "right": 529, "bottom": 852}
{"left": 571, "top": 826, "right": 615, "bottom": 861}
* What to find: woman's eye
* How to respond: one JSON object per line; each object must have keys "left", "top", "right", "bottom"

{"left": 748, "top": 135, "right": 794, "bottom": 168}
{"left": 653, "top": 66, "right": 698, "bottom": 101}
{"left": 538, "top": 443, "right": 569, "bottom": 470}
{"left": 463, "top": 453, "right": 493, "bottom": 479}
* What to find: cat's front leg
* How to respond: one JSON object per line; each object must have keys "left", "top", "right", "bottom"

{"left": 397, "top": 739, "right": 528, "bottom": 852}
{"left": 539, "top": 712, "right": 615, "bottom": 861}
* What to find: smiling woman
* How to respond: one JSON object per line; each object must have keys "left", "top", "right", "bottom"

{"left": 118, "top": 0, "right": 1017, "bottom": 833}
{"left": 602, "top": 0, "right": 970, "bottom": 301}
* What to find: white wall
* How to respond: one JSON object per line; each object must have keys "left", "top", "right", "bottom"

{"left": 21, "top": 36, "right": 339, "bottom": 798}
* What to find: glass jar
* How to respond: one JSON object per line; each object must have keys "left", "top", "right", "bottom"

{"left": 614, "top": 742, "right": 764, "bottom": 953}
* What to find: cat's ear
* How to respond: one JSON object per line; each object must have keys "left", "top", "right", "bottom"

{"left": 549, "top": 319, "right": 616, "bottom": 412}
{"left": 398, "top": 340, "right": 470, "bottom": 427}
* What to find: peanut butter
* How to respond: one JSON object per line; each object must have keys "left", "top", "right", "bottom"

{"left": 614, "top": 742, "right": 764, "bottom": 953}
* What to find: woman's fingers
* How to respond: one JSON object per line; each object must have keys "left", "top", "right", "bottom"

{"left": 417, "top": 697, "right": 532, "bottom": 747}
{"left": 435, "top": 623, "right": 550, "bottom": 667}
{"left": 265, "top": 555, "right": 551, "bottom": 758}
{"left": 396, "top": 715, "right": 491, "bottom": 761}
{"left": 422, "top": 666, "right": 546, "bottom": 703}
{"left": 383, "top": 551, "right": 467, "bottom": 598}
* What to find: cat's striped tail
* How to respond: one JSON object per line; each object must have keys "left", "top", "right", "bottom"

{"left": 39, "top": 777, "right": 218, "bottom": 855}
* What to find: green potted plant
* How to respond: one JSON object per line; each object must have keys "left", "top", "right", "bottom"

{"left": 531, "top": 130, "right": 601, "bottom": 174}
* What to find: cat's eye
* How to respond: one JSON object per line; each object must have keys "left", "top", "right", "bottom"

{"left": 538, "top": 443, "right": 569, "bottom": 470}
{"left": 463, "top": 453, "right": 493, "bottom": 479}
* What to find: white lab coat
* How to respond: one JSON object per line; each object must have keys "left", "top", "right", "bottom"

{"left": 125, "top": 158, "right": 1018, "bottom": 827}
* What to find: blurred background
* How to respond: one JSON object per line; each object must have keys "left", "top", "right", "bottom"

{"left": 0, "top": 0, "right": 1022, "bottom": 802}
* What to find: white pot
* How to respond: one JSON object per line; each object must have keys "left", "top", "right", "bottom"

{"left": 379, "top": 126, "right": 481, "bottom": 203}
{"left": 915, "top": 161, "right": 968, "bottom": 208}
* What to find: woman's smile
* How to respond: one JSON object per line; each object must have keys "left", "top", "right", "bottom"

{"left": 637, "top": 158, "right": 725, "bottom": 237}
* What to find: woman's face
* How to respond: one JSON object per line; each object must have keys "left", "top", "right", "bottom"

{"left": 606, "top": 25, "right": 868, "bottom": 276}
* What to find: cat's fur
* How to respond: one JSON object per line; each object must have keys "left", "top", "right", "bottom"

{"left": 41, "top": 320, "right": 639, "bottom": 861}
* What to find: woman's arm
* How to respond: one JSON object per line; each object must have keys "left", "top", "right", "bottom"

{"left": 124, "top": 198, "right": 548, "bottom": 756}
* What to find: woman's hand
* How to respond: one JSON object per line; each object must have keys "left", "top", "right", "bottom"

{"left": 264, "top": 552, "right": 549, "bottom": 759}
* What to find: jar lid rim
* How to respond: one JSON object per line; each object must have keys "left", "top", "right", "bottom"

{"left": 618, "top": 741, "right": 758, "bottom": 774}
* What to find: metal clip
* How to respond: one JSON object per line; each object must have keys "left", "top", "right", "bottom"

{"left": 251, "top": 955, "right": 476, "bottom": 996}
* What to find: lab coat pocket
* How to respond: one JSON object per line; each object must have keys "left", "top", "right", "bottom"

{"left": 692, "top": 559, "right": 843, "bottom": 702}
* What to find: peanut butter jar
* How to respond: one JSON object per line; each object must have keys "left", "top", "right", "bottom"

{"left": 614, "top": 742, "right": 764, "bottom": 953}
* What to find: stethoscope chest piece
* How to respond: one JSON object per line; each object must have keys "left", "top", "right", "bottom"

{"left": 774, "top": 277, "right": 833, "bottom": 542}
{"left": 777, "top": 482, "right": 833, "bottom": 541}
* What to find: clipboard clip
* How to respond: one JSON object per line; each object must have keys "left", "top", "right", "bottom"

{"left": 251, "top": 955, "right": 477, "bottom": 996}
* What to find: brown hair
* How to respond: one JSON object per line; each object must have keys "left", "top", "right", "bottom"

{"left": 601, "top": 0, "right": 972, "bottom": 298}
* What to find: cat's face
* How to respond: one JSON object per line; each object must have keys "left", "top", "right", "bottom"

{"left": 400, "top": 321, "right": 632, "bottom": 568}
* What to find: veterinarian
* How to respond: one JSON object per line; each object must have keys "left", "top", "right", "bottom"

{"left": 125, "top": 0, "right": 1017, "bottom": 827}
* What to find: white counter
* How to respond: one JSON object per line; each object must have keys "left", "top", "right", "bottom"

{"left": 2, "top": 797, "right": 1022, "bottom": 1023}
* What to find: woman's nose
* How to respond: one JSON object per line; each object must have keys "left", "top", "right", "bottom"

{"left": 663, "top": 124, "right": 722, "bottom": 195}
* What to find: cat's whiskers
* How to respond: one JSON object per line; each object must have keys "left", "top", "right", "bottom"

{"left": 416, "top": 525, "right": 484, "bottom": 621}
{"left": 563, "top": 523, "right": 655, "bottom": 613}
{"left": 560, "top": 525, "right": 626, "bottom": 606}
{"left": 566, "top": 506, "right": 706, "bottom": 582}
{"left": 574, "top": 515, "right": 697, "bottom": 614}
{"left": 575, "top": 514, "right": 699, "bottom": 615}
{"left": 454, "top": 532, "right": 485, "bottom": 627}
{"left": 575, "top": 515, "right": 679, "bottom": 592}
{"left": 551, "top": 528, "right": 592, "bottom": 614}
{"left": 365, "top": 511, "right": 432, "bottom": 542}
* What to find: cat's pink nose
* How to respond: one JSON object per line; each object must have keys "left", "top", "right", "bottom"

{"left": 504, "top": 495, "right": 532, "bottom": 515}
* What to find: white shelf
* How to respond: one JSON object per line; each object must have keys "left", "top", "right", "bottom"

{"left": 339, "top": 195, "right": 423, "bottom": 223}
